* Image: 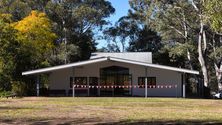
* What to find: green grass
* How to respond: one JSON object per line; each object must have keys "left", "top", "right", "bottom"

{"left": 0, "top": 97, "right": 222, "bottom": 124}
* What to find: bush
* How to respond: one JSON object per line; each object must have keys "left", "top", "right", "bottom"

{"left": 0, "top": 90, "right": 11, "bottom": 97}
{"left": 11, "top": 81, "right": 26, "bottom": 97}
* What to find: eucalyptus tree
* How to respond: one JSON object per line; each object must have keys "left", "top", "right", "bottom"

{"left": 45, "top": 0, "right": 115, "bottom": 63}
{"left": 203, "top": 0, "right": 222, "bottom": 91}
{"left": 127, "top": 0, "right": 215, "bottom": 88}
{"left": 104, "top": 7, "right": 162, "bottom": 54}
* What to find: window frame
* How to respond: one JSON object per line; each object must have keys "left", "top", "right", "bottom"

{"left": 138, "top": 77, "right": 156, "bottom": 88}
{"left": 70, "top": 77, "right": 87, "bottom": 88}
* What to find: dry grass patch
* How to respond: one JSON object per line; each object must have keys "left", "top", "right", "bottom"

{"left": 0, "top": 97, "right": 222, "bottom": 124}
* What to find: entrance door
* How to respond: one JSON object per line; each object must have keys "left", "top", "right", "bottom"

{"left": 89, "top": 77, "right": 98, "bottom": 96}
{"left": 114, "top": 74, "right": 132, "bottom": 96}
{"left": 100, "top": 75, "right": 115, "bottom": 96}
{"left": 100, "top": 66, "right": 132, "bottom": 96}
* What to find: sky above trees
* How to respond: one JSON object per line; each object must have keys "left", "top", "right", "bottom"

{"left": 107, "top": 0, "right": 130, "bottom": 24}
{"left": 97, "top": 0, "right": 130, "bottom": 48}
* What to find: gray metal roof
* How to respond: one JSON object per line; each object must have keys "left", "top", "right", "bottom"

{"left": 22, "top": 56, "right": 199, "bottom": 75}
{"left": 90, "top": 52, "right": 152, "bottom": 63}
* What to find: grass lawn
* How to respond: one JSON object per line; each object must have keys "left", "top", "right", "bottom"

{"left": 0, "top": 97, "right": 222, "bottom": 125}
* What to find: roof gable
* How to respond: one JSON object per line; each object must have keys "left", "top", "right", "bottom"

{"left": 22, "top": 56, "right": 199, "bottom": 75}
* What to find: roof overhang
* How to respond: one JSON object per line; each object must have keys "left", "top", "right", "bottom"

{"left": 22, "top": 57, "right": 108, "bottom": 75}
{"left": 22, "top": 56, "right": 199, "bottom": 75}
{"left": 109, "top": 57, "right": 199, "bottom": 75}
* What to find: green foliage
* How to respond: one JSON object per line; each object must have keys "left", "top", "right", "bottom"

{"left": 11, "top": 81, "right": 26, "bottom": 96}
{"left": 49, "top": 43, "right": 80, "bottom": 65}
{"left": 127, "top": 26, "right": 162, "bottom": 53}
{"left": 0, "top": 89, "right": 11, "bottom": 97}
{"left": 204, "top": 0, "right": 222, "bottom": 33}
{"left": 0, "top": 13, "right": 18, "bottom": 90}
{"left": 0, "top": 1, "right": 115, "bottom": 95}
{"left": 0, "top": 10, "right": 57, "bottom": 94}
{"left": 168, "top": 43, "right": 196, "bottom": 62}
{"left": 0, "top": 0, "right": 31, "bottom": 21}
{"left": 209, "top": 47, "right": 222, "bottom": 61}
{"left": 45, "top": 0, "right": 115, "bottom": 62}
{"left": 12, "top": 10, "right": 57, "bottom": 77}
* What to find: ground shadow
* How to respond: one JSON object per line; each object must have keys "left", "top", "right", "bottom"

{"left": 1, "top": 118, "right": 222, "bottom": 125}
{"left": 97, "top": 120, "right": 222, "bottom": 125}
{"left": 0, "top": 106, "right": 39, "bottom": 110}
{"left": 0, "top": 117, "right": 105, "bottom": 125}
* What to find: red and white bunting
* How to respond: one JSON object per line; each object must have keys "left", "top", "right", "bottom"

{"left": 72, "top": 84, "right": 179, "bottom": 89}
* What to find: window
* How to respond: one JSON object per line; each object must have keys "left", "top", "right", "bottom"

{"left": 70, "top": 77, "right": 74, "bottom": 88}
{"left": 70, "top": 77, "right": 87, "bottom": 88}
{"left": 148, "top": 77, "right": 156, "bottom": 85}
{"left": 138, "top": 77, "right": 156, "bottom": 88}
{"left": 89, "top": 77, "right": 98, "bottom": 86}
{"left": 138, "top": 77, "right": 145, "bottom": 87}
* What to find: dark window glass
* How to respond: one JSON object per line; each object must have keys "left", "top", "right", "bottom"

{"left": 70, "top": 77, "right": 74, "bottom": 88}
{"left": 138, "top": 77, "right": 145, "bottom": 88}
{"left": 74, "top": 77, "right": 87, "bottom": 85}
{"left": 100, "top": 66, "right": 129, "bottom": 76}
{"left": 138, "top": 77, "right": 156, "bottom": 88}
{"left": 70, "top": 77, "right": 87, "bottom": 88}
{"left": 89, "top": 77, "right": 98, "bottom": 86}
{"left": 148, "top": 77, "right": 156, "bottom": 85}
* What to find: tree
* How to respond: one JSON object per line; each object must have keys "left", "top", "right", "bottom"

{"left": 0, "top": 0, "right": 31, "bottom": 21}
{"left": 127, "top": 0, "right": 208, "bottom": 86}
{"left": 0, "top": 14, "right": 18, "bottom": 90}
{"left": 14, "top": 10, "right": 56, "bottom": 57}
{"left": 12, "top": 10, "right": 57, "bottom": 78}
{"left": 204, "top": 0, "right": 222, "bottom": 91}
{"left": 45, "top": 0, "right": 115, "bottom": 63}
{"left": 49, "top": 43, "right": 80, "bottom": 65}
{"left": 104, "top": 13, "right": 162, "bottom": 54}
{"left": 127, "top": 0, "right": 222, "bottom": 93}
{"left": 204, "top": 0, "right": 222, "bottom": 33}
{"left": 127, "top": 26, "right": 161, "bottom": 53}
{"left": 0, "top": 10, "right": 57, "bottom": 94}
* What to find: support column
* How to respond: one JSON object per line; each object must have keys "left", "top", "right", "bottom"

{"left": 130, "top": 75, "right": 133, "bottom": 96}
{"left": 72, "top": 67, "right": 75, "bottom": 97}
{"left": 145, "top": 67, "right": 148, "bottom": 98}
{"left": 182, "top": 73, "right": 186, "bottom": 98}
{"left": 72, "top": 83, "right": 75, "bottom": 97}
{"left": 87, "top": 77, "right": 89, "bottom": 96}
{"left": 36, "top": 75, "right": 40, "bottom": 97}
{"left": 98, "top": 78, "right": 100, "bottom": 96}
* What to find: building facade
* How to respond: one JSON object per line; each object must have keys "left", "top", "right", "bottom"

{"left": 22, "top": 52, "right": 199, "bottom": 97}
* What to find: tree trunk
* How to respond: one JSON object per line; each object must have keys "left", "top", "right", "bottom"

{"left": 187, "top": 49, "right": 193, "bottom": 70}
{"left": 214, "top": 63, "right": 222, "bottom": 91}
{"left": 213, "top": 36, "right": 222, "bottom": 91}
{"left": 182, "top": 12, "right": 193, "bottom": 70}
{"left": 198, "top": 21, "right": 209, "bottom": 87}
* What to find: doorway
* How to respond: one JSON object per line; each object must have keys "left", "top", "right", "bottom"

{"left": 100, "top": 66, "right": 132, "bottom": 96}
{"left": 89, "top": 77, "right": 98, "bottom": 96}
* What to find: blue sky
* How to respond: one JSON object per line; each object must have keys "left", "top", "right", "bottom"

{"left": 96, "top": 0, "right": 130, "bottom": 49}
{"left": 107, "top": 0, "right": 130, "bottom": 24}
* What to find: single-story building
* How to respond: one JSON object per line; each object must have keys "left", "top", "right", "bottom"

{"left": 22, "top": 52, "right": 199, "bottom": 97}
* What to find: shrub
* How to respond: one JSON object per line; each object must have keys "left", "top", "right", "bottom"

{"left": 0, "top": 90, "right": 11, "bottom": 97}
{"left": 11, "top": 81, "right": 26, "bottom": 97}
